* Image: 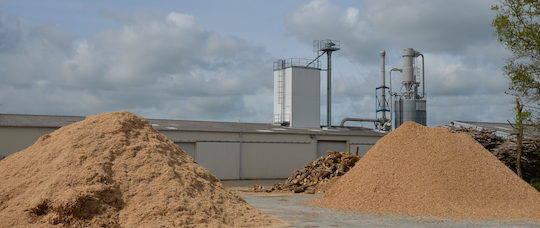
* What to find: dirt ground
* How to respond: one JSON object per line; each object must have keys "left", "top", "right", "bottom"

{"left": 223, "top": 180, "right": 540, "bottom": 228}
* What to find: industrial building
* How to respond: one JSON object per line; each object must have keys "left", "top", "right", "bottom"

{"left": 0, "top": 113, "right": 383, "bottom": 179}
{"left": 0, "top": 45, "right": 435, "bottom": 180}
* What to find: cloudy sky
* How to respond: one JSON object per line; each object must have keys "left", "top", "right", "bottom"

{"left": 0, "top": 0, "right": 513, "bottom": 126}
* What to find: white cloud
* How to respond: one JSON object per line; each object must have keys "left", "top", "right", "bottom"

{"left": 0, "top": 12, "right": 272, "bottom": 122}
{"left": 287, "top": 0, "right": 514, "bottom": 126}
{"left": 0, "top": 1, "right": 516, "bottom": 127}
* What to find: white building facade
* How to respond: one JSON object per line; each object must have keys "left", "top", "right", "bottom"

{"left": 0, "top": 114, "right": 383, "bottom": 180}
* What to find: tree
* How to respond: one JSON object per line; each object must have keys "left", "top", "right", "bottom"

{"left": 513, "top": 96, "right": 531, "bottom": 177}
{"left": 493, "top": 0, "right": 539, "bottom": 179}
{"left": 492, "top": 0, "right": 540, "bottom": 104}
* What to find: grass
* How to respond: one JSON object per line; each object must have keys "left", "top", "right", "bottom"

{"left": 530, "top": 182, "right": 540, "bottom": 191}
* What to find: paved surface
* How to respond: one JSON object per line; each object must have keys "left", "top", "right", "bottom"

{"left": 238, "top": 192, "right": 540, "bottom": 228}
{"left": 222, "top": 179, "right": 284, "bottom": 188}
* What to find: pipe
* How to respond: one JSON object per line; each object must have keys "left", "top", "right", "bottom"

{"left": 419, "top": 53, "right": 425, "bottom": 98}
{"left": 389, "top": 68, "right": 402, "bottom": 129}
{"left": 340, "top": 118, "right": 380, "bottom": 127}
{"left": 380, "top": 51, "right": 386, "bottom": 119}
{"left": 327, "top": 51, "right": 332, "bottom": 128}
{"left": 389, "top": 68, "right": 402, "bottom": 97}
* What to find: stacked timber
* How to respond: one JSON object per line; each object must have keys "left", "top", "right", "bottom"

{"left": 254, "top": 151, "right": 360, "bottom": 193}
{"left": 448, "top": 127, "right": 505, "bottom": 150}
{"left": 492, "top": 139, "right": 540, "bottom": 182}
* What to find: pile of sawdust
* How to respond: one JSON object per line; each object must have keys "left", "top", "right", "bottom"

{"left": 314, "top": 122, "right": 540, "bottom": 220}
{"left": 0, "top": 111, "right": 282, "bottom": 227}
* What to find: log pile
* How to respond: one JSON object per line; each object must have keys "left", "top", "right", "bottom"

{"left": 448, "top": 127, "right": 505, "bottom": 150}
{"left": 492, "top": 140, "right": 540, "bottom": 182}
{"left": 254, "top": 151, "right": 360, "bottom": 193}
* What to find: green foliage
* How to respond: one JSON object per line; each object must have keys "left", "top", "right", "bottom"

{"left": 492, "top": 0, "right": 540, "bottom": 100}
{"left": 514, "top": 97, "right": 532, "bottom": 123}
{"left": 493, "top": 0, "right": 540, "bottom": 138}
{"left": 529, "top": 181, "right": 540, "bottom": 191}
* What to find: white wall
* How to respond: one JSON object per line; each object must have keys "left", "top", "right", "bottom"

{"left": 273, "top": 67, "right": 320, "bottom": 128}
{"left": 176, "top": 142, "right": 196, "bottom": 158}
{"left": 349, "top": 144, "right": 375, "bottom": 157}
{"left": 0, "top": 126, "right": 383, "bottom": 179}
{"left": 241, "top": 142, "right": 315, "bottom": 179}
{"left": 290, "top": 67, "right": 320, "bottom": 128}
{"left": 196, "top": 142, "right": 240, "bottom": 180}
{"left": 0, "top": 127, "right": 56, "bottom": 158}
{"left": 317, "top": 140, "right": 347, "bottom": 157}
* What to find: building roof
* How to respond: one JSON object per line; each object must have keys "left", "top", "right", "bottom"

{"left": 447, "top": 120, "right": 540, "bottom": 139}
{"left": 0, "top": 113, "right": 385, "bottom": 137}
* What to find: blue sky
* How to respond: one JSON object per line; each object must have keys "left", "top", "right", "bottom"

{"left": 0, "top": 0, "right": 513, "bottom": 127}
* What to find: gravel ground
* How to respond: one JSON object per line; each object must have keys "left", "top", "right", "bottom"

{"left": 238, "top": 192, "right": 540, "bottom": 228}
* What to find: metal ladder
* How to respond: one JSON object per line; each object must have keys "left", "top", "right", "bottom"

{"left": 277, "top": 69, "right": 286, "bottom": 123}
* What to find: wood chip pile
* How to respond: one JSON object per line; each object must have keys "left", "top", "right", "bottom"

{"left": 314, "top": 122, "right": 540, "bottom": 220}
{"left": 254, "top": 151, "right": 360, "bottom": 193}
{"left": 447, "top": 126, "right": 540, "bottom": 182}
{"left": 0, "top": 112, "right": 283, "bottom": 227}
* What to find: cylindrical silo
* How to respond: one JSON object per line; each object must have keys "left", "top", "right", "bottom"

{"left": 394, "top": 99, "right": 426, "bottom": 127}
{"left": 402, "top": 48, "right": 416, "bottom": 84}
{"left": 393, "top": 48, "right": 426, "bottom": 128}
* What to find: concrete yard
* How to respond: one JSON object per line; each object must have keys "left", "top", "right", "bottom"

{"left": 223, "top": 181, "right": 540, "bottom": 228}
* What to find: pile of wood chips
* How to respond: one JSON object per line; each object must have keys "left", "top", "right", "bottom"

{"left": 314, "top": 122, "right": 540, "bottom": 220}
{"left": 0, "top": 112, "right": 282, "bottom": 227}
{"left": 447, "top": 126, "right": 540, "bottom": 182}
{"left": 254, "top": 151, "right": 360, "bottom": 193}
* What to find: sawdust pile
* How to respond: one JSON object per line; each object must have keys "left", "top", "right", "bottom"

{"left": 447, "top": 126, "right": 540, "bottom": 183}
{"left": 314, "top": 122, "right": 540, "bottom": 220}
{"left": 254, "top": 151, "right": 359, "bottom": 194}
{"left": 0, "top": 111, "right": 282, "bottom": 227}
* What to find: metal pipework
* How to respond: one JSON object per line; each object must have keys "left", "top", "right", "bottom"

{"left": 419, "top": 53, "right": 425, "bottom": 98}
{"left": 392, "top": 48, "right": 427, "bottom": 128}
{"left": 401, "top": 48, "right": 421, "bottom": 98}
{"left": 380, "top": 51, "right": 386, "bottom": 119}
{"left": 388, "top": 68, "right": 402, "bottom": 97}
{"left": 389, "top": 67, "right": 402, "bottom": 126}
{"left": 327, "top": 51, "right": 332, "bottom": 128}
{"left": 316, "top": 40, "right": 340, "bottom": 128}
{"left": 340, "top": 117, "right": 379, "bottom": 127}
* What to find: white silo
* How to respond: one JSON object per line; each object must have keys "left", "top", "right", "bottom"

{"left": 273, "top": 59, "right": 321, "bottom": 128}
